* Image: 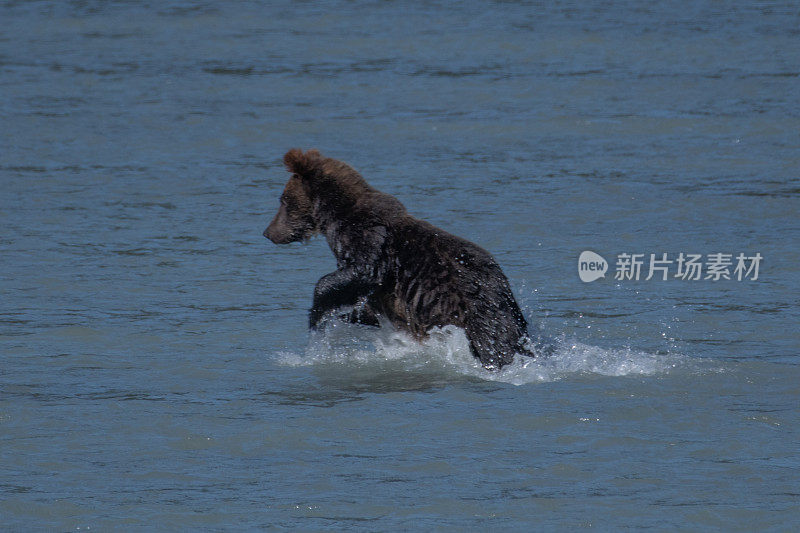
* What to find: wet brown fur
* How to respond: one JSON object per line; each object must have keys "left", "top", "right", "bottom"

{"left": 264, "top": 149, "right": 535, "bottom": 369}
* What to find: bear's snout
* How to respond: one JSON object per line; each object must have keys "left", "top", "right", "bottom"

{"left": 264, "top": 226, "right": 281, "bottom": 243}
{"left": 264, "top": 223, "right": 294, "bottom": 244}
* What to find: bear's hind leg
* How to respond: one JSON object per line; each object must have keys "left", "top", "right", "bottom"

{"left": 464, "top": 316, "right": 518, "bottom": 370}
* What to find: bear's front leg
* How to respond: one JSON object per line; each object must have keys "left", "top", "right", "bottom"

{"left": 309, "top": 268, "right": 376, "bottom": 330}
{"left": 336, "top": 296, "right": 381, "bottom": 327}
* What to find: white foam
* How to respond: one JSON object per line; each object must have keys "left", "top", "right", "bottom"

{"left": 274, "top": 320, "right": 691, "bottom": 385}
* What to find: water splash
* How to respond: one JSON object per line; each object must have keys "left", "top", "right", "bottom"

{"left": 274, "top": 320, "right": 691, "bottom": 386}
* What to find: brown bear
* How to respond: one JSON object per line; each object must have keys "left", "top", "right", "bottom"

{"left": 264, "top": 148, "right": 536, "bottom": 369}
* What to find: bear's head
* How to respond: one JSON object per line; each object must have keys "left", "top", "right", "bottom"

{"left": 263, "top": 149, "right": 320, "bottom": 244}
{"left": 264, "top": 148, "right": 379, "bottom": 244}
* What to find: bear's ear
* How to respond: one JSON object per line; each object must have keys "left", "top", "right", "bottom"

{"left": 283, "top": 148, "right": 321, "bottom": 177}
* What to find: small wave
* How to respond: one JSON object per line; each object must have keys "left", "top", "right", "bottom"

{"left": 274, "top": 321, "right": 691, "bottom": 386}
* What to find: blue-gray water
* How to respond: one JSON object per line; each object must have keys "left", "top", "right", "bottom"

{"left": 1, "top": 1, "right": 799, "bottom": 530}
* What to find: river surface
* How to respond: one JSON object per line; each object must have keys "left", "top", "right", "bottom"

{"left": 1, "top": 1, "right": 799, "bottom": 530}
